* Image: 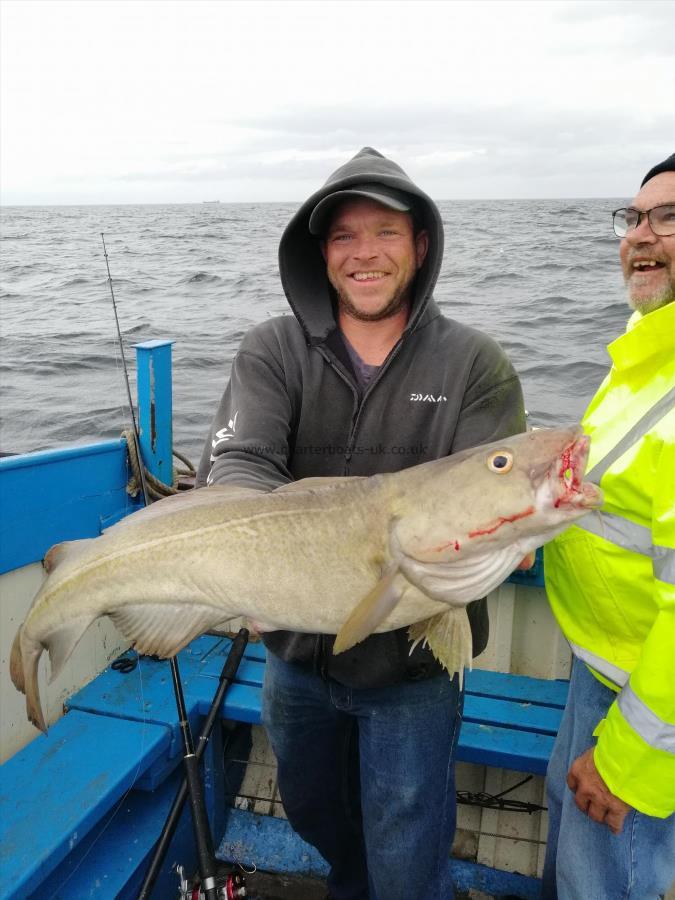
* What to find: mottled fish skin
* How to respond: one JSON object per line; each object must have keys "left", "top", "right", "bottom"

{"left": 11, "top": 427, "right": 602, "bottom": 732}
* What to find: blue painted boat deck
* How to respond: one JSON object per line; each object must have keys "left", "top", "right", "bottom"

{"left": 65, "top": 634, "right": 568, "bottom": 775}
{"left": 1, "top": 634, "right": 567, "bottom": 898}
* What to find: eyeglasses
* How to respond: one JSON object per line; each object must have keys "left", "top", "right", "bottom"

{"left": 612, "top": 204, "right": 675, "bottom": 238}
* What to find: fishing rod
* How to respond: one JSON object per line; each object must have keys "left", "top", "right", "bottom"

{"left": 101, "top": 235, "right": 151, "bottom": 506}
{"left": 138, "top": 629, "right": 250, "bottom": 900}
{"left": 102, "top": 236, "right": 239, "bottom": 900}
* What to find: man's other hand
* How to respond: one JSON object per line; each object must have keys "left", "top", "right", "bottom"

{"left": 515, "top": 551, "right": 537, "bottom": 570}
{"left": 567, "top": 747, "right": 632, "bottom": 834}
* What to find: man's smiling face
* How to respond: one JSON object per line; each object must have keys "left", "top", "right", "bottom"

{"left": 620, "top": 172, "right": 675, "bottom": 315}
{"left": 323, "top": 198, "right": 428, "bottom": 322}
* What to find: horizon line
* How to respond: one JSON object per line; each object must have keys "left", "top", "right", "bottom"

{"left": 1, "top": 195, "right": 627, "bottom": 209}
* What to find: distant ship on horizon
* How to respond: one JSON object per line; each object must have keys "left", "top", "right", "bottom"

{"left": 202, "top": 200, "right": 221, "bottom": 205}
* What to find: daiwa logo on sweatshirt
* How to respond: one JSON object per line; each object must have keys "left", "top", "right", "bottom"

{"left": 210, "top": 411, "right": 239, "bottom": 460}
{"left": 409, "top": 393, "right": 447, "bottom": 403}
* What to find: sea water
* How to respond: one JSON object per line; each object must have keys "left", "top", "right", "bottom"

{"left": 0, "top": 199, "right": 630, "bottom": 466}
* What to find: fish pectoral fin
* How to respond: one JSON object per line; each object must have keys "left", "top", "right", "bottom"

{"left": 408, "top": 608, "right": 473, "bottom": 685}
{"left": 109, "top": 603, "right": 227, "bottom": 658}
{"left": 333, "top": 564, "right": 403, "bottom": 655}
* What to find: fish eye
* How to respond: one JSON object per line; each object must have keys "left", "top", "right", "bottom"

{"left": 487, "top": 451, "right": 513, "bottom": 473}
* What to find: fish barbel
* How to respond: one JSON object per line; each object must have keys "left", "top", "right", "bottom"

{"left": 11, "top": 427, "right": 602, "bottom": 732}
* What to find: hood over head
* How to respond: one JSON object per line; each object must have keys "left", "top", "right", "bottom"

{"left": 279, "top": 147, "right": 444, "bottom": 344}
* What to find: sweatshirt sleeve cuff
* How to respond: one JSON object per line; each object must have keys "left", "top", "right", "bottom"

{"left": 594, "top": 701, "right": 675, "bottom": 818}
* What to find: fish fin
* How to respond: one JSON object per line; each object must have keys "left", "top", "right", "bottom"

{"left": 12, "top": 614, "right": 100, "bottom": 732}
{"left": 399, "top": 545, "right": 523, "bottom": 606}
{"left": 109, "top": 603, "right": 226, "bottom": 658}
{"left": 43, "top": 537, "right": 97, "bottom": 573}
{"left": 43, "top": 543, "right": 68, "bottom": 573}
{"left": 16, "top": 627, "right": 48, "bottom": 733}
{"left": 408, "top": 609, "right": 473, "bottom": 686}
{"left": 43, "top": 538, "right": 95, "bottom": 573}
{"left": 275, "top": 476, "right": 365, "bottom": 494}
{"left": 47, "top": 615, "right": 97, "bottom": 683}
{"left": 10, "top": 625, "right": 26, "bottom": 693}
{"left": 102, "top": 485, "right": 263, "bottom": 533}
{"left": 333, "top": 565, "right": 403, "bottom": 655}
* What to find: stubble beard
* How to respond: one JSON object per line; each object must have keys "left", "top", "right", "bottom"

{"left": 333, "top": 273, "right": 416, "bottom": 323}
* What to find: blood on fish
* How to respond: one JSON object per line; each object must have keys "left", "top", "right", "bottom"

{"left": 559, "top": 447, "right": 573, "bottom": 477}
{"left": 559, "top": 442, "right": 584, "bottom": 489}
{"left": 428, "top": 538, "right": 461, "bottom": 554}
{"left": 468, "top": 506, "right": 535, "bottom": 538}
{"left": 555, "top": 441, "right": 584, "bottom": 505}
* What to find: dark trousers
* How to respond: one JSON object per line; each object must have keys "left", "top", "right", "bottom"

{"left": 262, "top": 651, "right": 462, "bottom": 900}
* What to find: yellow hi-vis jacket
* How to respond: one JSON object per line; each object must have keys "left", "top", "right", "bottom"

{"left": 544, "top": 299, "right": 675, "bottom": 818}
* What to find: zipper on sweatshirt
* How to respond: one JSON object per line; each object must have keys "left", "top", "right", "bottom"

{"left": 316, "top": 346, "right": 360, "bottom": 474}
{"left": 345, "top": 335, "right": 406, "bottom": 473}
{"left": 317, "top": 333, "right": 409, "bottom": 474}
{"left": 313, "top": 298, "right": 435, "bottom": 471}
{"left": 316, "top": 297, "right": 440, "bottom": 472}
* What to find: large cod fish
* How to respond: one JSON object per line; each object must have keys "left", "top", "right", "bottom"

{"left": 11, "top": 427, "right": 601, "bottom": 732}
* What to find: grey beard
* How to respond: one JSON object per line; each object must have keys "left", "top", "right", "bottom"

{"left": 627, "top": 282, "right": 675, "bottom": 315}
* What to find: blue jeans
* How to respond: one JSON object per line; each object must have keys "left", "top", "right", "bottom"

{"left": 543, "top": 658, "right": 675, "bottom": 900}
{"left": 262, "top": 651, "right": 462, "bottom": 900}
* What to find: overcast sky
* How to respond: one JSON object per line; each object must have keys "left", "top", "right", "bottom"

{"left": 1, "top": 0, "right": 673, "bottom": 205}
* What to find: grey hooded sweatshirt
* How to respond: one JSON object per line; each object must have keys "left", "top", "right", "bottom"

{"left": 197, "top": 147, "right": 526, "bottom": 687}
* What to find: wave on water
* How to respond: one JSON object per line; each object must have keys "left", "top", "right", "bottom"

{"left": 523, "top": 359, "right": 609, "bottom": 379}
{"left": 473, "top": 271, "right": 524, "bottom": 285}
{"left": 28, "top": 356, "right": 115, "bottom": 375}
{"left": 60, "top": 276, "right": 92, "bottom": 288}
{"left": 181, "top": 271, "right": 224, "bottom": 284}
{"left": 593, "top": 236, "right": 621, "bottom": 248}
{"left": 120, "top": 322, "right": 154, "bottom": 336}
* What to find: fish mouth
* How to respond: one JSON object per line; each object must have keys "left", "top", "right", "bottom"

{"left": 549, "top": 433, "right": 603, "bottom": 510}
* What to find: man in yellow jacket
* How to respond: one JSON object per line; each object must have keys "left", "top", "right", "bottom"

{"left": 543, "top": 153, "right": 675, "bottom": 899}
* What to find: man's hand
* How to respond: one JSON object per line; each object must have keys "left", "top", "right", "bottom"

{"left": 567, "top": 747, "right": 632, "bottom": 834}
{"left": 515, "top": 551, "right": 536, "bottom": 570}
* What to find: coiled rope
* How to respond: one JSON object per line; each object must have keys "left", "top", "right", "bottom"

{"left": 122, "top": 429, "right": 196, "bottom": 501}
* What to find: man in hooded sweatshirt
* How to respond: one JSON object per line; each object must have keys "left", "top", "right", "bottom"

{"left": 198, "top": 147, "right": 526, "bottom": 900}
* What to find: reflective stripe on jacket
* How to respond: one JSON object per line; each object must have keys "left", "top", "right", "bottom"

{"left": 544, "top": 300, "right": 675, "bottom": 818}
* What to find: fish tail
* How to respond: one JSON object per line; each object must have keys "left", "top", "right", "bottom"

{"left": 10, "top": 625, "right": 26, "bottom": 693}
{"left": 13, "top": 627, "right": 48, "bottom": 733}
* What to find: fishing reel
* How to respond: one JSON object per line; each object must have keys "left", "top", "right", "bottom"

{"left": 176, "top": 863, "right": 247, "bottom": 899}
